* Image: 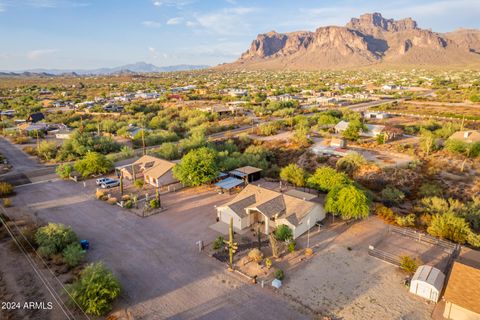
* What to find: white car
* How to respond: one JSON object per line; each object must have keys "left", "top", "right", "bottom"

{"left": 101, "top": 179, "right": 120, "bottom": 189}
{"left": 96, "top": 177, "right": 114, "bottom": 186}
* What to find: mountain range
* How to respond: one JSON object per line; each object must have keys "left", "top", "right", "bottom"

{"left": 221, "top": 12, "right": 480, "bottom": 70}
{"left": 0, "top": 62, "right": 209, "bottom": 76}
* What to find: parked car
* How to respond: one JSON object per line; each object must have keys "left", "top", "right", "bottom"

{"left": 96, "top": 177, "right": 114, "bottom": 185}
{"left": 101, "top": 179, "right": 120, "bottom": 189}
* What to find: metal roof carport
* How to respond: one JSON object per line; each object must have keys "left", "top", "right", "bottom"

{"left": 214, "top": 177, "right": 244, "bottom": 192}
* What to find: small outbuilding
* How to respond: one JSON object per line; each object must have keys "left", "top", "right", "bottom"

{"left": 229, "top": 166, "right": 262, "bottom": 183}
{"left": 409, "top": 265, "right": 445, "bottom": 302}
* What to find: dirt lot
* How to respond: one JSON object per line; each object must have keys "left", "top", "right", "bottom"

{"left": 5, "top": 179, "right": 310, "bottom": 319}
{"left": 280, "top": 217, "right": 436, "bottom": 320}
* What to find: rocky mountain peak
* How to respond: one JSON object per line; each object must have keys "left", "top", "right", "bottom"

{"left": 347, "top": 12, "right": 418, "bottom": 32}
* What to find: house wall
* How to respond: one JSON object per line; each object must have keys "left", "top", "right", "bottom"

{"left": 292, "top": 204, "right": 325, "bottom": 239}
{"left": 444, "top": 302, "right": 480, "bottom": 320}
{"left": 217, "top": 207, "right": 246, "bottom": 230}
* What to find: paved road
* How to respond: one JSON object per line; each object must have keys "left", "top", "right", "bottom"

{"left": 0, "top": 137, "right": 41, "bottom": 172}
{"left": 9, "top": 180, "right": 310, "bottom": 320}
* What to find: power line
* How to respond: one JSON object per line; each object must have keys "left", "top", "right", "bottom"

{"left": 0, "top": 213, "right": 75, "bottom": 320}
{"left": 0, "top": 206, "right": 91, "bottom": 320}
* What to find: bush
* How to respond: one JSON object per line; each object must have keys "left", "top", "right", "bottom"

{"left": 248, "top": 248, "right": 264, "bottom": 263}
{"left": 35, "top": 223, "right": 78, "bottom": 259}
{"left": 395, "top": 214, "right": 416, "bottom": 227}
{"left": 56, "top": 163, "right": 73, "bottom": 179}
{"left": 74, "top": 152, "right": 113, "bottom": 178}
{"left": 307, "top": 166, "right": 351, "bottom": 192}
{"left": 288, "top": 241, "right": 296, "bottom": 253}
{"left": 274, "top": 269, "right": 285, "bottom": 280}
{"left": 265, "top": 258, "right": 272, "bottom": 269}
{"left": 380, "top": 186, "right": 405, "bottom": 206}
{"left": 62, "top": 243, "right": 85, "bottom": 267}
{"left": 134, "top": 179, "right": 144, "bottom": 189}
{"left": 274, "top": 225, "right": 293, "bottom": 242}
{"left": 325, "top": 185, "right": 371, "bottom": 220}
{"left": 107, "top": 197, "right": 117, "bottom": 205}
{"left": 336, "top": 152, "right": 367, "bottom": 174}
{"left": 95, "top": 189, "right": 106, "bottom": 200}
{"left": 213, "top": 236, "right": 225, "bottom": 250}
{"left": 0, "top": 182, "right": 13, "bottom": 197}
{"left": 149, "top": 199, "right": 160, "bottom": 209}
{"left": 376, "top": 204, "right": 395, "bottom": 222}
{"left": 67, "top": 262, "right": 121, "bottom": 316}
{"left": 418, "top": 183, "right": 443, "bottom": 198}
{"left": 427, "top": 213, "right": 471, "bottom": 244}
{"left": 400, "top": 255, "right": 419, "bottom": 275}
{"left": 3, "top": 198, "right": 12, "bottom": 207}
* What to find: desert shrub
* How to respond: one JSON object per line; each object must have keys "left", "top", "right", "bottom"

{"left": 213, "top": 236, "right": 225, "bottom": 250}
{"left": 336, "top": 152, "right": 367, "bottom": 174}
{"left": 395, "top": 214, "right": 416, "bottom": 227}
{"left": 274, "top": 269, "right": 285, "bottom": 280}
{"left": 134, "top": 179, "right": 144, "bottom": 189}
{"left": 124, "top": 200, "right": 133, "bottom": 209}
{"left": 3, "top": 198, "right": 12, "bottom": 207}
{"left": 56, "top": 163, "right": 73, "bottom": 179}
{"left": 248, "top": 248, "right": 264, "bottom": 263}
{"left": 274, "top": 225, "right": 293, "bottom": 242}
{"left": 23, "top": 145, "right": 37, "bottom": 155}
{"left": 67, "top": 262, "right": 121, "bottom": 316}
{"left": 325, "top": 185, "right": 371, "bottom": 220}
{"left": 376, "top": 204, "right": 395, "bottom": 222}
{"left": 13, "top": 136, "right": 31, "bottom": 144}
{"left": 380, "top": 186, "right": 405, "bottom": 206}
{"left": 288, "top": 241, "right": 296, "bottom": 253}
{"left": 427, "top": 212, "right": 471, "bottom": 244}
{"left": 62, "top": 243, "right": 85, "bottom": 267}
{"left": 35, "top": 223, "right": 78, "bottom": 259}
{"left": 400, "top": 255, "right": 419, "bottom": 275}
{"left": 95, "top": 189, "right": 106, "bottom": 200}
{"left": 418, "top": 183, "right": 443, "bottom": 198}
{"left": 0, "top": 182, "right": 13, "bottom": 197}
{"left": 149, "top": 199, "right": 160, "bottom": 209}
{"left": 467, "top": 232, "right": 480, "bottom": 248}
{"left": 265, "top": 258, "right": 272, "bottom": 269}
{"left": 107, "top": 197, "right": 117, "bottom": 205}
{"left": 74, "top": 152, "right": 113, "bottom": 178}
{"left": 37, "top": 140, "right": 58, "bottom": 160}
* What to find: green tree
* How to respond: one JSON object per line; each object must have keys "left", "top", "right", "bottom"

{"left": 154, "top": 142, "right": 179, "bottom": 160}
{"left": 67, "top": 262, "right": 121, "bottom": 316}
{"left": 173, "top": 147, "right": 219, "bottom": 186}
{"left": 292, "top": 126, "right": 311, "bottom": 147}
{"left": 427, "top": 212, "right": 471, "bottom": 244}
{"left": 307, "top": 166, "right": 351, "bottom": 192}
{"left": 325, "top": 185, "right": 370, "bottom": 220}
{"left": 380, "top": 186, "right": 405, "bottom": 206}
{"left": 74, "top": 152, "right": 113, "bottom": 178}
{"left": 280, "top": 164, "right": 306, "bottom": 187}
{"left": 37, "top": 140, "right": 57, "bottom": 161}
{"left": 274, "top": 225, "right": 293, "bottom": 242}
{"left": 56, "top": 163, "right": 73, "bottom": 179}
{"left": 342, "top": 120, "right": 366, "bottom": 141}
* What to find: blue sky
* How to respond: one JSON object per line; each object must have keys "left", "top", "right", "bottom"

{"left": 0, "top": 0, "right": 479, "bottom": 70}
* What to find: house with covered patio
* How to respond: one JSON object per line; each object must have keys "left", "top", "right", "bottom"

{"left": 216, "top": 185, "right": 325, "bottom": 239}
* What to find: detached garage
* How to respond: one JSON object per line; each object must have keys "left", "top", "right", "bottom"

{"left": 409, "top": 265, "right": 445, "bottom": 302}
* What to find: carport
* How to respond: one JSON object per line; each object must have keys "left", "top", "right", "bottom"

{"left": 214, "top": 177, "right": 244, "bottom": 194}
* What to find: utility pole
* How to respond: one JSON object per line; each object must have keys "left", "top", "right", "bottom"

{"left": 141, "top": 128, "right": 146, "bottom": 156}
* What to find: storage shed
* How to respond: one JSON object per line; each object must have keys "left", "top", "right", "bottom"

{"left": 409, "top": 265, "right": 445, "bottom": 302}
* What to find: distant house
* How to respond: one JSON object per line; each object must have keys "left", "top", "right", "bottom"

{"left": 409, "top": 265, "right": 445, "bottom": 302}
{"left": 17, "top": 122, "right": 48, "bottom": 133}
{"left": 228, "top": 89, "right": 248, "bottom": 97}
{"left": 364, "top": 112, "right": 390, "bottom": 119}
{"left": 443, "top": 248, "right": 480, "bottom": 320}
{"left": 382, "top": 84, "right": 400, "bottom": 91}
{"left": 334, "top": 120, "right": 386, "bottom": 137}
{"left": 330, "top": 137, "right": 347, "bottom": 148}
{"left": 216, "top": 185, "right": 325, "bottom": 239}
{"left": 449, "top": 130, "right": 480, "bottom": 144}
{"left": 27, "top": 112, "right": 45, "bottom": 123}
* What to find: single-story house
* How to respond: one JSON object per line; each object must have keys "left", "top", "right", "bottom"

{"left": 449, "top": 130, "right": 480, "bottom": 144}
{"left": 443, "top": 248, "right": 480, "bottom": 320}
{"left": 409, "top": 265, "right": 445, "bottom": 302}
{"left": 27, "top": 112, "right": 45, "bottom": 123}
{"left": 118, "top": 155, "right": 179, "bottom": 189}
{"left": 229, "top": 166, "right": 262, "bottom": 183}
{"left": 334, "top": 120, "right": 386, "bottom": 137}
{"left": 330, "top": 137, "right": 347, "bottom": 148}
{"left": 216, "top": 185, "right": 325, "bottom": 239}
{"left": 364, "top": 112, "right": 390, "bottom": 119}
{"left": 17, "top": 122, "right": 48, "bottom": 133}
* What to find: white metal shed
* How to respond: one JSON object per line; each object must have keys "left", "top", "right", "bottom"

{"left": 409, "top": 265, "right": 445, "bottom": 302}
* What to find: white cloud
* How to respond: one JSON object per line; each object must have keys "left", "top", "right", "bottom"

{"left": 24, "top": 0, "right": 89, "bottom": 8}
{"left": 166, "top": 17, "right": 183, "bottom": 25}
{"left": 0, "top": 4, "right": 4, "bottom": 12}
{"left": 27, "top": 49, "right": 58, "bottom": 60}
{"left": 142, "top": 20, "right": 161, "bottom": 28}
{"left": 190, "top": 7, "right": 258, "bottom": 35}
{"left": 152, "top": 0, "right": 192, "bottom": 8}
